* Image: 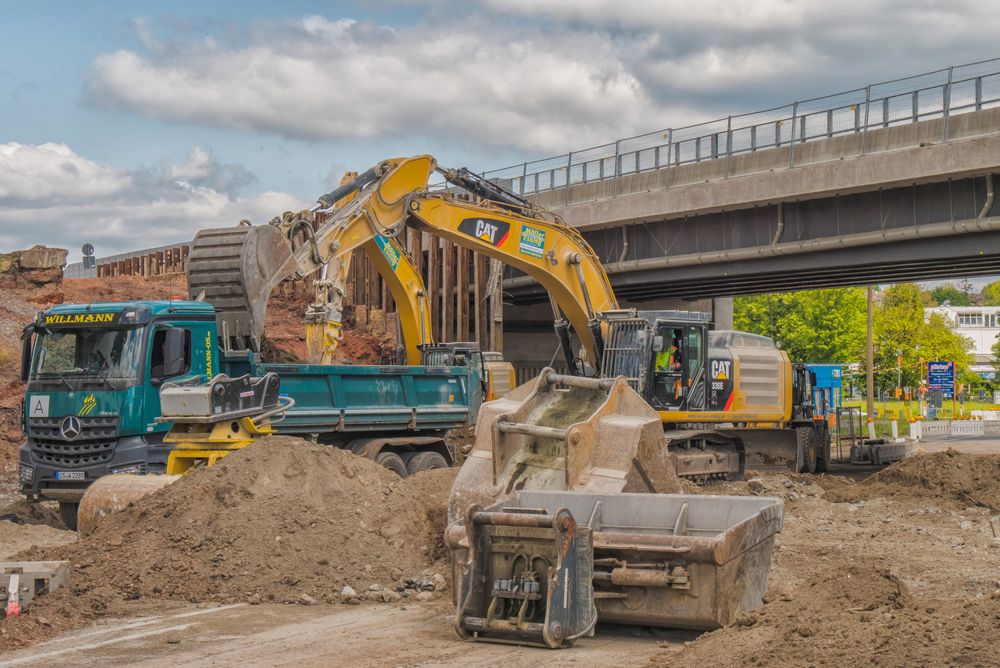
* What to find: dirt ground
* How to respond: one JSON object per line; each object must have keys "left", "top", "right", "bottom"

{"left": 2, "top": 271, "right": 999, "bottom": 665}
{"left": 1, "top": 443, "right": 998, "bottom": 666}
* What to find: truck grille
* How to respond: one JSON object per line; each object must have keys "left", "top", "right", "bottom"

{"left": 29, "top": 416, "right": 120, "bottom": 468}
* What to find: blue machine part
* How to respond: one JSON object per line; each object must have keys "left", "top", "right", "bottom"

{"left": 807, "top": 364, "right": 843, "bottom": 418}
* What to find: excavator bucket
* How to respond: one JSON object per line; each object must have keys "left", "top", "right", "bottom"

{"left": 77, "top": 474, "right": 180, "bottom": 537}
{"left": 186, "top": 224, "right": 299, "bottom": 351}
{"left": 447, "top": 368, "right": 785, "bottom": 644}
{"left": 447, "top": 368, "right": 682, "bottom": 524}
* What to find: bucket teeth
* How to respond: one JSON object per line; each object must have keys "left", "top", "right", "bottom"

{"left": 187, "top": 225, "right": 297, "bottom": 352}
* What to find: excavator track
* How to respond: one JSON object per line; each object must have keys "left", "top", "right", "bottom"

{"left": 663, "top": 429, "right": 745, "bottom": 483}
{"left": 187, "top": 225, "right": 296, "bottom": 351}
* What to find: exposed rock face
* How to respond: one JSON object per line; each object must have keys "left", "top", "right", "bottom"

{"left": 0, "top": 245, "right": 67, "bottom": 287}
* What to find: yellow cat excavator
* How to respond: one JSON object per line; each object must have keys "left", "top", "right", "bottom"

{"left": 188, "top": 154, "right": 828, "bottom": 482}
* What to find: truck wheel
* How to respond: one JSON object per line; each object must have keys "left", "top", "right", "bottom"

{"left": 815, "top": 426, "right": 832, "bottom": 473}
{"left": 406, "top": 451, "right": 449, "bottom": 475}
{"left": 796, "top": 428, "right": 817, "bottom": 474}
{"left": 58, "top": 502, "right": 80, "bottom": 532}
{"left": 375, "top": 452, "right": 409, "bottom": 478}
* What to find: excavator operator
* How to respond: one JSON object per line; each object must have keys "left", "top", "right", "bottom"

{"left": 653, "top": 330, "right": 684, "bottom": 408}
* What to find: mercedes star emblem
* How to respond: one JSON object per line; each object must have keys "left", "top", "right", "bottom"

{"left": 60, "top": 416, "right": 82, "bottom": 440}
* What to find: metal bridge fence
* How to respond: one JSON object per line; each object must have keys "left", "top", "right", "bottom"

{"left": 483, "top": 57, "right": 1000, "bottom": 198}
{"left": 64, "top": 241, "right": 191, "bottom": 279}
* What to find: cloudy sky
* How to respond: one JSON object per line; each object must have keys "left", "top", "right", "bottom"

{"left": 1, "top": 1, "right": 997, "bottom": 260}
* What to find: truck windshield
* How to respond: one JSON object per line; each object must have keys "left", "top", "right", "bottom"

{"left": 30, "top": 326, "right": 144, "bottom": 382}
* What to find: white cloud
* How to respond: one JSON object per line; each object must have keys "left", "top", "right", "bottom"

{"left": 0, "top": 143, "right": 307, "bottom": 260}
{"left": 88, "top": 16, "right": 672, "bottom": 153}
{"left": 85, "top": 7, "right": 1000, "bottom": 158}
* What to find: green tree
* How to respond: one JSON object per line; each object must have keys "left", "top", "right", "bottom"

{"left": 734, "top": 288, "right": 866, "bottom": 363}
{"left": 874, "top": 284, "right": 973, "bottom": 390}
{"left": 982, "top": 279, "right": 1000, "bottom": 306}
{"left": 929, "top": 283, "right": 974, "bottom": 306}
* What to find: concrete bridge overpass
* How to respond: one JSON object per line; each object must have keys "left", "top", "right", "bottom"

{"left": 484, "top": 59, "right": 1000, "bottom": 303}
{"left": 490, "top": 59, "right": 1000, "bottom": 374}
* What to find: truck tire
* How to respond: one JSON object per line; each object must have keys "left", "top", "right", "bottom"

{"left": 815, "top": 425, "right": 832, "bottom": 473}
{"left": 58, "top": 501, "right": 80, "bottom": 532}
{"left": 375, "top": 451, "right": 409, "bottom": 478}
{"left": 406, "top": 451, "right": 449, "bottom": 475}
{"left": 796, "top": 427, "right": 817, "bottom": 474}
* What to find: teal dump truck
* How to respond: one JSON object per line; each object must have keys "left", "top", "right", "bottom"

{"left": 18, "top": 300, "right": 484, "bottom": 528}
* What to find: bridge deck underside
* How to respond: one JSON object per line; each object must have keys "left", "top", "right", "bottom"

{"left": 506, "top": 174, "right": 1000, "bottom": 301}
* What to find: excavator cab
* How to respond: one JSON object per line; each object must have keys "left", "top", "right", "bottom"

{"left": 600, "top": 310, "right": 711, "bottom": 411}
{"left": 650, "top": 321, "right": 707, "bottom": 411}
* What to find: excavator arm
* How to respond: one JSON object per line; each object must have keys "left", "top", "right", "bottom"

{"left": 187, "top": 157, "right": 436, "bottom": 363}
{"left": 188, "top": 154, "right": 617, "bottom": 372}
{"left": 404, "top": 190, "right": 618, "bottom": 373}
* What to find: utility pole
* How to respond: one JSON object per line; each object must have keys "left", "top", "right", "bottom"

{"left": 866, "top": 286, "right": 876, "bottom": 439}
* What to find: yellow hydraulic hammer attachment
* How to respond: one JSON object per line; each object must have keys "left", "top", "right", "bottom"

{"left": 163, "top": 415, "right": 272, "bottom": 475}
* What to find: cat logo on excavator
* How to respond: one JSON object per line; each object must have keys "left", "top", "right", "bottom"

{"left": 458, "top": 217, "right": 510, "bottom": 247}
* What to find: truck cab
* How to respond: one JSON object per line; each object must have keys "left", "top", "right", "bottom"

{"left": 19, "top": 300, "right": 216, "bottom": 525}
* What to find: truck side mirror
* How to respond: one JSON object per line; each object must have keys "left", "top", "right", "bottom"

{"left": 20, "top": 326, "right": 34, "bottom": 382}
{"left": 161, "top": 328, "right": 187, "bottom": 377}
{"left": 652, "top": 335, "right": 664, "bottom": 353}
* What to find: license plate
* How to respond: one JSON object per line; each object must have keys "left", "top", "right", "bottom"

{"left": 55, "top": 471, "right": 85, "bottom": 481}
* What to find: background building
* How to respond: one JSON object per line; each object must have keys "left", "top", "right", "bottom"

{"left": 924, "top": 305, "right": 1000, "bottom": 377}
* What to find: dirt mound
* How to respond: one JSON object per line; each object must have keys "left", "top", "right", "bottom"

{"left": 0, "top": 520, "right": 74, "bottom": 560}
{"left": 0, "top": 497, "right": 62, "bottom": 527}
{"left": 825, "top": 449, "right": 1000, "bottom": 511}
{"left": 679, "top": 471, "right": 828, "bottom": 501}
{"left": 28, "top": 437, "right": 447, "bottom": 606}
{"left": 652, "top": 560, "right": 1000, "bottom": 668}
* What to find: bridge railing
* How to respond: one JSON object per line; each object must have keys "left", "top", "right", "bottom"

{"left": 485, "top": 57, "right": 1000, "bottom": 198}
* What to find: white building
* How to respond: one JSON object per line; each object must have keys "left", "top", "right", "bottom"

{"left": 924, "top": 305, "right": 1000, "bottom": 376}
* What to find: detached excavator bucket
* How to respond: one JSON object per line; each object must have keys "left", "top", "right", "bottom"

{"left": 187, "top": 225, "right": 299, "bottom": 351}
{"left": 447, "top": 368, "right": 785, "bottom": 644}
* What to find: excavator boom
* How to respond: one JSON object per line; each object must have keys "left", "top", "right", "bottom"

{"left": 187, "top": 155, "right": 618, "bottom": 372}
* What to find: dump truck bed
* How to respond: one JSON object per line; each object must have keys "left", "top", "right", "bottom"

{"left": 251, "top": 362, "right": 479, "bottom": 434}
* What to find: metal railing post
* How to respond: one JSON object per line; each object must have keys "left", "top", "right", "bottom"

{"left": 976, "top": 76, "right": 983, "bottom": 111}
{"left": 613, "top": 139, "right": 621, "bottom": 197}
{"left": 789, "top": 102, "right": 798, "bottom": 168}
{"left": 862, "top": 85, "right": 872, "bottom": 155}
{"left": 724, "top": 117, "right": 732, "bottom": 178}
{"left": 521, "top": 161, "right": 527, "bottom": 194}
{"left": 665, "top": 129, "right": 673, "bottom": 168}
{"left": 565, "top": 151, "right": 573, "bottom": 205}
{"left": 942, "top": 65, "right": 954, "bottom": 143}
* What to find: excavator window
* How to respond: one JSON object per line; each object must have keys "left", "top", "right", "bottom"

{"left": 685, "top": 326, "right": 706, "bottom": 410}
{"left": 652, "top": 327, "right": 685, "bottom": 409}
